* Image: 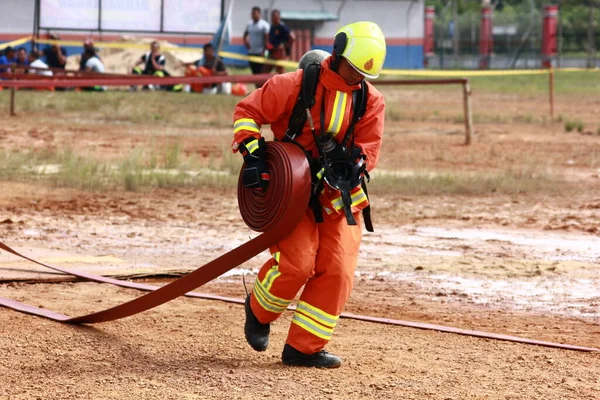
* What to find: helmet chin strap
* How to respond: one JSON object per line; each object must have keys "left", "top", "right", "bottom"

{"left": 331, "top": 51, "right": 340, "bottom": 72}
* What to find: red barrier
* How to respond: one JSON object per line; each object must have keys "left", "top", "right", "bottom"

{"left": 0, "top": 73, "right": 273, "bottom": 89}
{"left": 373, "top": 78, "right": 467, "bottom": 86}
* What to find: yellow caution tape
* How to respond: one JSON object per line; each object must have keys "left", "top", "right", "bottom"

{"left": 378, "top": 67, "right": 599, "bottom": 77}
{"left": 28, "top": 38, "right": 600, "bottom": 76}
{"left": 219, "top": 50, "right": 599, "bottom": 76}
{"left": 0, "top": 36, "right": 32, "bottom": 50}
{"left": 35, "top": 38, "right": 203, "bottom": 53}
{"left": 218, "top": 50, "right": 297, "bottom": 68}
{"left": 379, "top": 69, "right": 549, "bottom": 77}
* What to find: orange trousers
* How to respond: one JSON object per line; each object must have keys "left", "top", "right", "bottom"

{"left": 250, "top": 208, "right": 362, "bottom": 354}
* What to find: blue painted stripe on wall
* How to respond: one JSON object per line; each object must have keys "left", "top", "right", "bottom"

{"left": 313, "top": 44, "right": 424, "bottom": 69}
{"left": 1, "top": 41, "right": 424, "bottom": 70}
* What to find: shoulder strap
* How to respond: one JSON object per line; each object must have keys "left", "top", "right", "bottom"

{"left": 341, "top": 82, "right": 369, "bottom": 148}
{"left": 284, "top": 63, "right": 320, "bottom": 141}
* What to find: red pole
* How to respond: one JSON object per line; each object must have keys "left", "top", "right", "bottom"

{"left": 479, "top": 6, "right": 493, "bottom": 69}
{"left": 424, "top": 6, "right": 435, "bottom": 67}
{"left": 542, "top": 5, "right": 559, "bottom": 69}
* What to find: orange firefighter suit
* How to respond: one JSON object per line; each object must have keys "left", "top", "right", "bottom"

{"left": 232, "top": 56, "right": 385, "bottom": 354}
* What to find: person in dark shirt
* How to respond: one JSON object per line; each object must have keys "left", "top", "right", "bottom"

{"left": 132, "top": 41, "right": 166, "bottom": 77}
{"left": 185, "top": 43, "right": 227, "bottom": 76}
{"left": 263, "top": 9, "right": 294, "bottom": 74}
{"left": 43, "top": 35, "right": 67, "bottom": 69}
{"left": 130, "top": 41, "right": 182, "bottom": 91}
{"left": 183, "top": 43, "right": 229, "bottom": 94}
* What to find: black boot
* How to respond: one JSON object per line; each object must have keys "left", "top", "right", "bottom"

{"left": 281, "top": 344, "right": 342, "bottom": 368}
{"left": 244, "top": 294, "right": 270, "bottom": 351}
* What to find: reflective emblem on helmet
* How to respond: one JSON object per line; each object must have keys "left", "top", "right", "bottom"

{"left": 364, "top": 58, "right": 374, "bottom": 71}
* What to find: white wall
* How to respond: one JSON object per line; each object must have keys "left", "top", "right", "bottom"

{"left": 1, "top": 0, "right": 424, "bottom": 41}
{"left": 225, "top": 0, "right": 424, "bottom": 39}
{"left": 0, "top": 0, "right": 35, "bottom": 33}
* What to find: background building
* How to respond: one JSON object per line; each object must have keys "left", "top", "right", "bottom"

{"left": 0, "top": 0, "right": 425, "bottom": 70}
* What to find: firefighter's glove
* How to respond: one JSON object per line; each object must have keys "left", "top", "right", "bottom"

{"left": 240, "top": 137, "right": 270, "bottom": 191}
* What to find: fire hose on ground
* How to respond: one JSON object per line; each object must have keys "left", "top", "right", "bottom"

{"left": 0, "top": 142, "right": 597, "bottom": 353}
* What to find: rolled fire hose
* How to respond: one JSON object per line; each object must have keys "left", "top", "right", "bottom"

{"left": 0, "top": 142, "right": 597, "bottom": 352}
{"left": 0, "top": 142, "right": 311, "bottom": 323}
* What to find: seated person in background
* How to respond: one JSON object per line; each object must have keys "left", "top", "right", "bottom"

{"left": 14, "top": 47, "right": 30, "bottom": 74}
{"left": 183, "top": 43, "right": 230, "bottom": 94}
{"left": 43, "top": 35, "right": 67, "bottom": 70}
{"left": 81, "top": 41, "right": 106, "bottom": 91}
{"left": 263, "top": 9, "right": 294, "bottom": 75}
{"left": 79, "top": 39, "right": 98, "bottom": 71}
{"left": 16, "top": 48, "right": 29, "bottom": 66}
{"left": 43, "top": 34, "right": 67, "bottom": 90}
{"left": 27, "top": 49, "right": 53, "bottom": 91}
{"left": 0, "top": 46, "right": 18, "bottom": 72}
{"left": 28, "top": 50, "right": 52, "bottom": 76}
{"left": 131, "top": 41, "right": 182, "bottom": 91}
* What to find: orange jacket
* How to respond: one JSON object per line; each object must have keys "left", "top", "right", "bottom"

{"left": 232, "top": 57, "right": 385, "bottom": 172}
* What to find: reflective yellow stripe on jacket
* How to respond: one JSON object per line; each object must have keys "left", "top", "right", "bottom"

{"left": 234, "top": 118, "right": 260, "bottom": 134}
{"left": 326, "top": 91, "right": 349, "bottom": 137}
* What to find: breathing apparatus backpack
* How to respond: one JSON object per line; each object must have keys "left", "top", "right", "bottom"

{"left": 282, "top": 62, "right": 374, "bottom": 232}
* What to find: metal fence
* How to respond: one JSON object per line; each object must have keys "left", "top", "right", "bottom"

{"left": 427, "top": 5, "right": 599, "bottom": 70}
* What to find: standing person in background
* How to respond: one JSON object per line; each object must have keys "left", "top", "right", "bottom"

{"left": 263, "top": 9, "right": 294, "bottom": 75}
{"left": 243, "top": 6, "right": 269, "bottom": 87}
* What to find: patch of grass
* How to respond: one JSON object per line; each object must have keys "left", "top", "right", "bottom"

{"left": 564, "top": 120, "right": 577, "bottom": 132}
{"left": 0, "top": 91, "right": 239, "bottom": 129}
{"left": 0, "top": 145, "right": 240, "bottom": 192}
{"left": 379, "top": 71, "right": 600, "bottom": 95}
{"left": 369, "top": 168, "right": 559, "bottom": 196}
{"left": 385, "top": 107, "right": 405, "bottom": 122}
{"left": 564, "top": 118, "right": 585, "bottom": 133}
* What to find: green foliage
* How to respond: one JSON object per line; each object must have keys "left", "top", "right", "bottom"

{"left": 564, "top": 118, "right": 584, "bottom": 133}
{"left": 425, "top": 0, "right": 600, "bottom": 56}
{"left": 564, "top": 120, "right": 576, "bottom": 132}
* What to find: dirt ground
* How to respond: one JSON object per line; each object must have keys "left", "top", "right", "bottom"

{"left": 0, "top": 86, "right": 599, "bottom": 399}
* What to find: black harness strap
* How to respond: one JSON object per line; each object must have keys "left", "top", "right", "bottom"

{"left": 282, "top": 63, "right": 374, "bottom": 232}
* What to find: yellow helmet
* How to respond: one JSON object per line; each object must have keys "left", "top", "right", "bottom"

{"left": 333, "top": 21, "right": 386, "bottom": 79}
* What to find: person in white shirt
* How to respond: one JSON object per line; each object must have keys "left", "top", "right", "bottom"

{"left": 83, "top": 53, "right": 106, "bottom": 91}
{"left": 27, "top": 50, "right": 52, "bottom": 77}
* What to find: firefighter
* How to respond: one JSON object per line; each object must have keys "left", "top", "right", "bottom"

{"left": 232, "top": 21, "right": 386, "bottom": 368}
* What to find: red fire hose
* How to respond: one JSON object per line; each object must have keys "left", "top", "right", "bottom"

{"left": 0, "top": 142, "right": 597, "bottom": 352}
{"left": 0, "top": 141, "right": 311, "bottom": 323}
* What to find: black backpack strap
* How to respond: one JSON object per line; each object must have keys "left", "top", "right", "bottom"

{"left": 342, "top": 81, "right": 368, "bottom": 149}
{"left": 284, "top": 63, "right": 321, "bottom": 142}
{"left": 361, "top": 180, "right": 374, "bottom": 232}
